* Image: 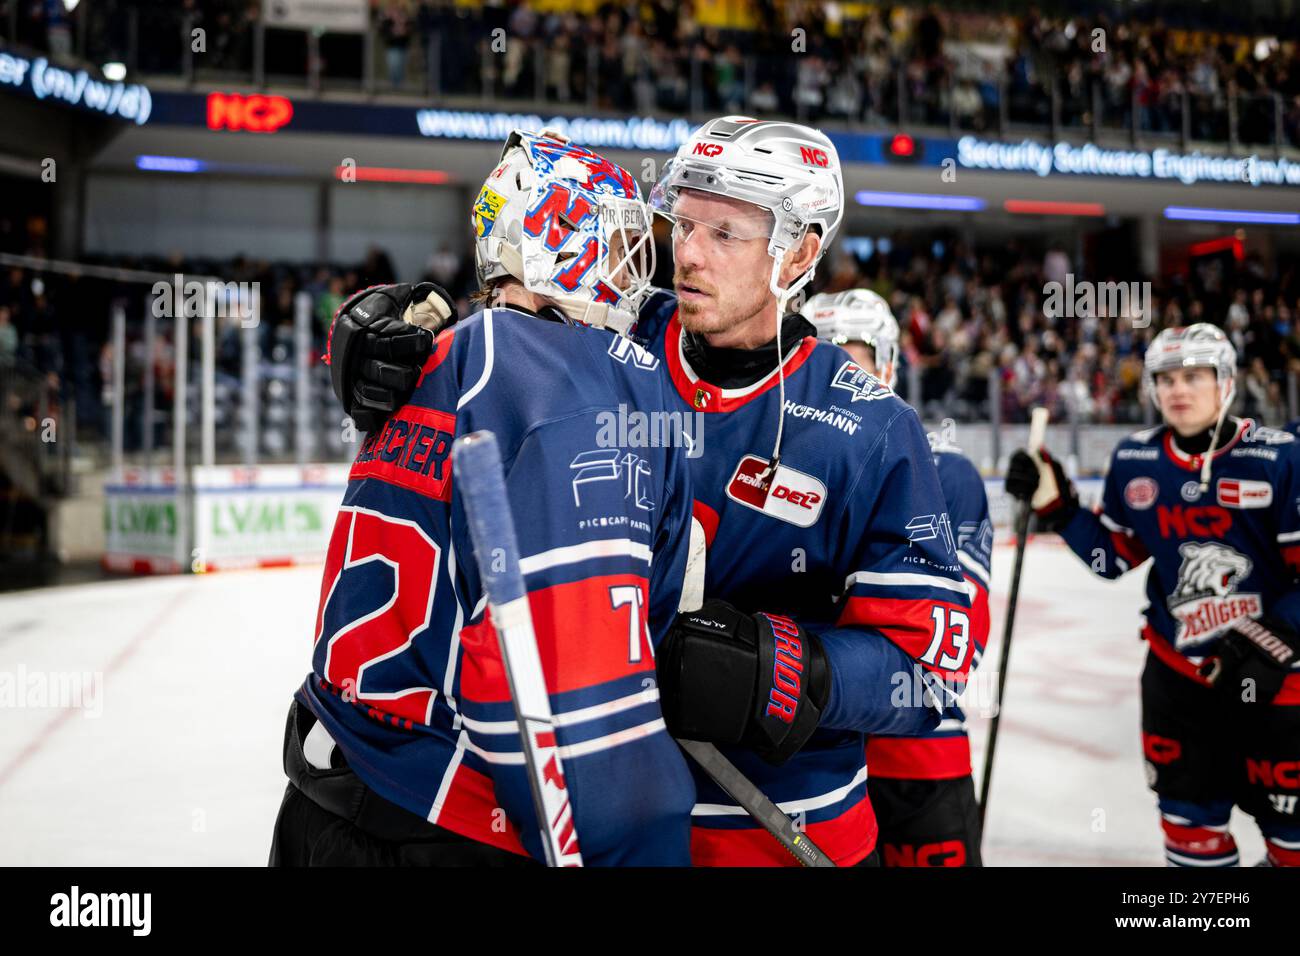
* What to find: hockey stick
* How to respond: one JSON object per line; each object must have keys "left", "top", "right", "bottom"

{"left": 452, "top": 431, "right": 582, "bottom": 867}
{"left": 454, "top": 432, "right": 831, "bottom": 866}
{"left": 677, "top": 739, "right": 836, "bottom": 867}
{"left": 978, "top": 405, "right": 1048, "bottom": 839}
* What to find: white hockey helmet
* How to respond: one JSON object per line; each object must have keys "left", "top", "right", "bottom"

{"left": 1142, "top": 322, "right": 1238, "bottom": 412}
{"left": 648, "top": 116, "right": 844, "bottom": 303}
{"left": 472, "top": 130, "right": 655, "bottom": 334}
{"left": 805, "top": 288, "right": 901, "bottom": 388}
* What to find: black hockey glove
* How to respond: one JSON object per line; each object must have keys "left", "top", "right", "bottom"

{"left": 327, "top": 282, "right": 457, "bottom": 433}
{"left": 657, "top": 599, "right": 830, "bottom": 766}
{"left": 1005, "top": 447, "right": 1078, "bottom": 533}
{"left": 1200, "top": 616, "right": 1299, "bottom": 705}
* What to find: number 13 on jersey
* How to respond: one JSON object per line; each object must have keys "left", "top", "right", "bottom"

{"left": 921, "top": 605, "right": 970, "bottom": 671}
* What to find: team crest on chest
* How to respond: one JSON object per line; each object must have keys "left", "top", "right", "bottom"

{"left": 830, "top": 361, "right": 892, "bottom": 402}
{"left": 1124, "top": 477, "right": 1159, "bottom": 510}
{"left": 1166, "top": 541, "right": 1261, "bottom": 650}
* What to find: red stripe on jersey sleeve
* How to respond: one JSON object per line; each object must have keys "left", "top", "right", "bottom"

{"left": 1110, "top": 528, "right": 1149, "bottom": 568}
{"left": 433, "top": 760, "right": 529, "bottom": 857}
{"left": 1283, "top": 544, "right": 1300, "bottom": 575}
{"left": 837, "top": 595, "right": 973, "bottom": 680}
{"left": 416, "top": 327, "right": 456, "bottom": 387}
{"left": 458, "top": 574, "right": 656, "bottom": 704}
{"left": 966, "top": 575, "right": 991, "bottom": 658}
{"left": 866, "top": 734, "right": 973, "bottom": 780}
{"left": 689, "top": 788, "right": 878, "bottom": 867}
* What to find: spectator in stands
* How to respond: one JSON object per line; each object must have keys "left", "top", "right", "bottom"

{"left": 42, "top": 0, "right": 73, "bottom": 59}
{"left": 0, "top": 305, "right": 16, "bottom": 369}
{"left": 314, "top": 275, "right": 347, "bottom": 338}
{"left": 379, "top": 0, "right": 415, "bottom": 89}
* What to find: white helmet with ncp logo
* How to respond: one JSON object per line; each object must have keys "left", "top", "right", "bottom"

{"left": 805, "top": 288, "right": 901, "bottom": 388}
{"left": 1142, "top": 322, "right": 1238, "bottom": 412}
{"left": 471, "top": 130, "right": 655, "bottom": 334}
{"left": 648, "top": 116, "right": 844, "bottom": 302}
{"left": 1143, "top": 322, "right": 1241, "bottom": 492}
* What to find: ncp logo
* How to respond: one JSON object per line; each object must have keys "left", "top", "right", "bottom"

{"left": 692, "top": 142, "right": 724, "bottom": 158}
{"left": 799, "top": 146, "right": 829, "bottom": 167}
{"left": 882, "top": 841, "right": 966, "bottom": 867}
{"left": 207, "top": 92, "right": 293, "bottom": 133}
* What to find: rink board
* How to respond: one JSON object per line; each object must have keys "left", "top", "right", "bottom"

{"left": 103, "top": 464, "right": 349, "bottom": 574}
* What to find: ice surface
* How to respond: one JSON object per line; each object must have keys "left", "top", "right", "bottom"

{"left": 0, "top": 539, "right": 1267, "bottom": 866}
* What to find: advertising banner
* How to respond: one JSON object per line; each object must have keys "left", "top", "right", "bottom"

{"left": 190, "top": 464, "right": 349, "bottom": 571}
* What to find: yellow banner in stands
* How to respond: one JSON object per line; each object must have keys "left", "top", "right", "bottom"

{"left": 454, "top": 0, "right": 601, "bottom": 13}
{"left": 693, "top": 0, "right": 755, "bottom": 29}
{"left": 449, "top": 0, "right": 765, "bottom": 29}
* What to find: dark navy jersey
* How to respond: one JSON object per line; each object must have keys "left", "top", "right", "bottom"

{"left": 1058, "top": 419, "right": 1300, "bottom": 704}
{"left": 301, "top": 307, "right": 698, "bottom": 865}
{"left": 867, "top": 444, "right": 994, "bottom": 780}
{"left": 633, "top": 290, "right": 972, "bottom": 865}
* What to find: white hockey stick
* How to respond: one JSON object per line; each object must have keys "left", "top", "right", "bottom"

{"left": 979, "top": 405, "right": 1048, "bottom": 836}
{"left": 452, "top": 431, "right": 582, "bottom": 867}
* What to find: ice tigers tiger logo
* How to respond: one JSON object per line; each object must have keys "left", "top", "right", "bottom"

{"left": 1172, "top": 542, "right": 1251, "bottom": 600}
{"left": 1167, "top": 542, "right": 1260, "bottom": 649}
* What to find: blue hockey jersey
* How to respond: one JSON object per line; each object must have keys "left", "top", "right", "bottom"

{"left": 300, "top": 307, "right": 699, "bottom": 865}
{"left": 1057, "top": 418, "right": 1300, "bottom": 704}
{"left": 866, "top": 443, "right": 993, "bottom": 780}
{"left": 633, "top": 290, "right": 972, "bottom": 865}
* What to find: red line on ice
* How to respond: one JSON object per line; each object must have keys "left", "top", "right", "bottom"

{"left": 0, "top": 585, "right": 191, "bottom": 790}
{"left": 995, "top": 716, "right": 1118, "bottom": 761}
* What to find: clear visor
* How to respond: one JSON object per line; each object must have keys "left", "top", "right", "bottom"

{"left": 1146, "top": 353, "right": 1223, "bottom": 378}
{"left": 649, "top": 158, "right": 795, "bottom": 247}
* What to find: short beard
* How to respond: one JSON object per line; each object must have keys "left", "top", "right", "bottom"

{"left": 677, "top": 299, "right": 719, "bottom": 333}
{"left": 676, "top": 287, "right": 769, "bottom": 340}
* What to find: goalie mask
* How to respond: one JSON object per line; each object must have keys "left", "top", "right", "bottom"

{"left": 472, "top": 131, "right": 655, "bottom": 334}
{"left": 805, "top": 288, "right": 900, "bottom": 388}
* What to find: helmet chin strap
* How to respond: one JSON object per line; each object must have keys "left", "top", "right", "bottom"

{"left": 1198, "top": 377, "right": 1237, "bottom": 493}
{"left": 548, "top": 294, "right": 638, "bottom": 335}
{"left": 757, "top": 244, "right": 817, "bottom": 483}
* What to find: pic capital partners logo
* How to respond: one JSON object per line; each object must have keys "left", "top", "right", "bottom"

{"left": 1042, "top": 273, "right": 1151, "bottom": 329}
{"left": 50, "top": 886, "right": 151, "bottom": 936}
{"left": 0, "top": 664, "right": 103, "bottom": 718}
{"left": 151, "top": 273, "right": 260, "bottom": 328}
{"left": 595, "top": 403, "right": 705, "bottom": 459}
